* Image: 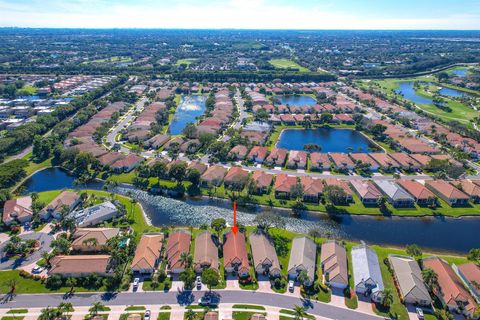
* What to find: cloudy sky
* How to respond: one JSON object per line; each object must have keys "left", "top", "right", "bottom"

{"left": 1, "top": 0, "right": 480, "bottom": 30}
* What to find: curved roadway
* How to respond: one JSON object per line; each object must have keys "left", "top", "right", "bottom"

{"left": 0, "top": 290, "right": 382, "bottom": 320}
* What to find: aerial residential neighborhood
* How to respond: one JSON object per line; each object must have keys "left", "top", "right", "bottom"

{"left": 0, "top": 1, "right": 480, "bottom": 320}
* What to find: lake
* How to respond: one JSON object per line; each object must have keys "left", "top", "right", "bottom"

{"left": 438, "top": 87, "right": 472, "bottom": 98}
{"left": 394, "top": 82, "right": 433, "bottom": 104}
{"left": 451, "top": 69, "right": 468, "bottom": 77}
{"left": 276, "top": 95, "right": 317, "bottom": 106}
{"left": 276, "top": 128, "right": 377, "bottom": 153}
{"left": 168, "top": 95, "right": 206, "bottom": 135}
{"left": 21, "top": 167, "right": 480, "bottom": 253}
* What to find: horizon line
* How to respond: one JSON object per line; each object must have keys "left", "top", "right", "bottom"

{"left": 1, "top": 27, "right": 480, "bottom": 32}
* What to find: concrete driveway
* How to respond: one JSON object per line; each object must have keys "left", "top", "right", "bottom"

{"left": 0, "top": 232, "right": 53, "bottom": 270}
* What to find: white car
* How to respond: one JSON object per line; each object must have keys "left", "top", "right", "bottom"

{"left": 144, "top": 310, "right": 151, "bottom": 320}
{"left": 288, "top": 280, "right": 294, "bottom": 292}
{"left": 196, "top": 276, "right": 202, "bottom": 290}
{"left": 133, "top": 278, "right": 140, "bottom": 289}
{"left": 32, "top": 266, "right": 44, "bottom": 274}
{"left": 416, "top": 308, "right": 424, "bottom": 319}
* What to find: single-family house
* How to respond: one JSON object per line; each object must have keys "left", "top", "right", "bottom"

{"left": 323, "top": 178, "right": 353, "bottom": 203}
{"left": 194, "top": 231, "right": 219, "bottom": 273}
{"left": 250, "top": 171, "right": 273, "bottom": 194}
{"left": 166, "top": 230, "right": 191, "bottom": 273}
{"left": 274, "top": 174, "right": 298, "bottom": 199}
{"left": 223, "top": 167, "right": 249, "bottom": 190}
{"left": 374, "top": 180, "right": 415, "bottom": 207}
{"left": 2, "top": 196, "right": 33, "bottom": 226}
{"left": 454, "top": 262, "right": 480, "bottom": 303}
{"left": 223, "top": 231, "right": 250, "bottom": 278}
{"left": 351, "top": 244, "right": 384, "bottom": 302}
{"left": 310, "top": 152, "right": 331, "bottom": 171}
{"left": 452, "top": 180, "right": 480, "bottom": 203}
{"left": 49, "top": 255, "right": 112, "bottom": 278}
{"left": 111, "top": 154, "right": 144, "bottom": 173}
{"left": 250, "top": 231, "right": 281, "bottom": 277}
{"left": 388, "top": 153, "right": 421, "bottom": 171}
{"left": 248, "top": 146, "right": 269, "bottom": 164}
{"left": 329, "top": 153, "right": 355, "bottom": 171}
{"left": 301, "top": 176, "right": 324, "bottom": 203}
{"left": 397, "top": 180, "right": 436, "bottom": 206}
{"left": 368, "top": 153, "right": 400, "bottom": 172}
{"left": 200, "top": 165, "right": 228, "bottom": 188}
{"left": 388, "top": 255, "right": 432, "bottom": 306}
{"left": 350, "top": 153, "right": 380, "bottom": 172}
{"left": 350, "top": 180, "right": 382, "bottom": 205}
{"left": 131, "top": 233, "right": 164, "bottom": 274}
{"left": 423, "top": 257, "right": 478, "bottom": 317}
{"left": 425, "top": 180, "right": 470, "bottom": 206}
{"left": 320, "top": 241, "right": 349, "bottom": 289}
{"left": 287, "top": 151, "right": 308, "bottom": 169}
{"left": 287, "top": 237, "right": 316, "bottom": 286}
{"left": 71, "top": 228, "right": 120, "bottom": 253}
{"left": 228, "top": 145, "right": 249, "bottom": 161}
{"left": 40, "top": 191, "right": 80, "bottom": 220}
{"left": 71, "top": 201, "right": 119, "bottom": 227}
{"left": 265, "top": 148, "right": 288, "bottom": 167}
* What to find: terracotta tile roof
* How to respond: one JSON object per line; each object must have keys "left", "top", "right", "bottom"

{"left": 301, "top": 176, "right": 324, "bottom": 196}
{"left": 224, "top": 167, "right": 249, "bottom": 184}
{"left": 3, "top": 196, "right": 33, "bottom": 224}
{"left": 223, "top": 231, "right": 249, "bottom": 273}
{"left": 131, "top": 233, "right": 164, "bottom": 271}
{"left": 166, "top": 231, "right": 191, "bottom": 270}
{"left": 323, "top": 178, "right": 353, "bottom": 196}
{"left": 320, "top": 241, "right": 348, "bottom": 286}
{"left": 274, "top": 174, "right": 298, "bottom": 193}
{"left": 251, "top": 171, "right": 273, "bottom": 189}
{"left": 329, "top": 153, "right": 354, "bottom": 168}
{"left": 423, "top": 257, "right": 477, "bottom": 312}
{"left": 187, "top": 161, "right": 208, "bottom": 175}
{"left": 71, "top": 227, "right": 120, "bottom": 251}
{"left": 350, "top": 180, "right": 382, "bottom": 199}
{"left": 458, "top": 262, "right": 480, "bottom": 294}
{"left": 397, "top": 180, "right": 435, "bottom": 201}
{"left": 426, "top": 180, "right": 470, "bottom": 200}
{"left": 111, "top": 154, "right": 143, "bottom": 169}
{"left": 349, "top": 153, "right": 379, "bottom": 167}
{"left": 368, "top": 153, "right": 399, "bottom": 168}
{"left": 310, "top": 152, "right": 331, "bottom": 168}
{"left": 248, "top": 146, "right": 269, "bottom": 162}
{"left": 453, "top": 180, "right": 480, "bottom": 198}
{"left": 194, "top": 231, "right": 219, "bottom": 272}
{"left": 42, "top": 191, "right": 79, "bottom": 213}
{"left": 265, "top": 148, "right": 288, "bottom": 166}
{"left": 201, "top": 165, "right": 228, "bottom": 183}
{"left": 49, "top": 255, "right": 111, "bottom": 275}
{"left": 229, "top": 145, "right": 249, "bottom": 159}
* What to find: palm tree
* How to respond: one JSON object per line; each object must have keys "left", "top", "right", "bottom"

{"left": 58, "top": 302, "right": 73, "bottom": 318}
{"left": 89, "top": 301, "right": 105, "bottom": 316}
{"left": 179, "top": 252, "right": 193, "bottom": 269}
{"left": 297, "top": 270, "right": 310, "bottom": 288}
{"left": 293, "top": 305, "right": 307, "bottom": 320}
{"left": 422, "top": 268, "right": 439, "bottom": 292}
{"left": 38, "top": 307, "right": 57, "bottom": 320}
{"left": 66, "top": 278, "right": 77, "bottom": 294}
{"left": 381, "top": 288, "right": 394, "bottom": 308}
{"left": 185, "top": 309, "right": 196, "bottom": 320}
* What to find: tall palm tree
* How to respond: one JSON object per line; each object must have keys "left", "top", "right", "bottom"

{"left": 179, "top": 252, "right": 193, "bottom": 269}
{"left": 185, "top": 309, "right": 196, "bottom": 320}
{"left": 89, "top": 301, "right": 105, "bottom": 316}
{"left": 422, "top": 268, "right": 439, "bottom": 292}
{"left": 293, "top": 305, "right": 307, "bottom": 320}
{"left": 381, "top": 288, "right": 394, "bottom": 308}
{"left": 57, "top": 302, "right": 73, "bottom": 318}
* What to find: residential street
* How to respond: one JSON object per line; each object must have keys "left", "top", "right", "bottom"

{"left": 0, "top": 290, "right": 382, "bottom": 320}
{"left": 0, "top": 232, "right": 53, "bottom": 270}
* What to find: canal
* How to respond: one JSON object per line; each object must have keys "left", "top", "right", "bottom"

{"left": 21, "top": 167, "right": 480, "bottom": 254}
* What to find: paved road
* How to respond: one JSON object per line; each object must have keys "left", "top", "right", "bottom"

{"left": 0, "top": 290, "right": 382, "bottom": 320}
{"left": 0, "top": 232, "right": 53, "bottom": 270}
{"left": 105, "top": 97, "right": 148, "bottom": 149}
{"left": 233, "top": 89, "right": 247, "bottom": 130}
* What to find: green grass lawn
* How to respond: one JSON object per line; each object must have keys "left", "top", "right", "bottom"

{"left": 269, "top": 59, "right": 309, "bottom": 72}
{"left": 125, "top": 306, "right": 146, "bottom": 311}
{"left": 175, "top": 58, "right": 197, "bottom": 66}
{"left": 17, "top": 85, "right": 37, "bottom": 96}
{"left": 232, "top": 305, "right": 265, "bottom": 310}
{"left": 157, "top": 312, "right": 171, "bottom": 320}
{"left": 232, "top": 311, "right": 266, "bottom": 320}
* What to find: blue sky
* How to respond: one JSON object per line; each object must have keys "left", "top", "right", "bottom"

{"left": 1, "top": 0, "right": 479, "bottom": 29}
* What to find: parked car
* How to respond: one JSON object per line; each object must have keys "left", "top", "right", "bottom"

{"left": 32, "top": 266, "right": 44, "bottom": 274}
{"left": 288, "top": 280, "right": 294, "bottom": 292}
{"left": 144, "top": 310, "right": 151, "bottom": 320}
{"left": 133, "top": 278, "right": 140, "bottom": 289}
{"left": 196, "top": 276, "right": 202, "bottom": 290}
{"left": 416, "top": 308, "right": 424, "bottom": 320}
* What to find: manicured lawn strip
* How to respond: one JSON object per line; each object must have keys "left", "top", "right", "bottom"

{"left": 232, "top": 311, "right": 266, "bottom": 320}
{"left": 157, "top": 312, "right": 171, "bottom": 320}
{"left": 2, "top": 317, "right": 25, "bottom": 320}
{"left": 232, "top": 305, "right": 265, "bottom": 310}
{"left": 279, "top": 309, "right": 314, "bottom": 319}
{"left": 6, "top": 310, "right": 28, "bottom": 314}
{"left": 120, "top": 313, "right": 144, "bottom": 320}
{"left": 344, "top": 244, "right": 358, "bottom": 310}
{"left": 125, "top": 306, "right": 146, "bottom": 311}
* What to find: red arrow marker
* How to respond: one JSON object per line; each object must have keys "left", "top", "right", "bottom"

{"left": 231, "top": 201, "right": 238, "bottom": 235}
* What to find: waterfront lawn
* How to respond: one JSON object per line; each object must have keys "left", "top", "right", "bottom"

{"left": 36, "top": 190, "right": 62, "bottom": 206}
{"left": 22, "top": 153, "right": 53, "bottom": 177}
{"left": 269, "top": 59, "right": 309, "bottom": 72}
